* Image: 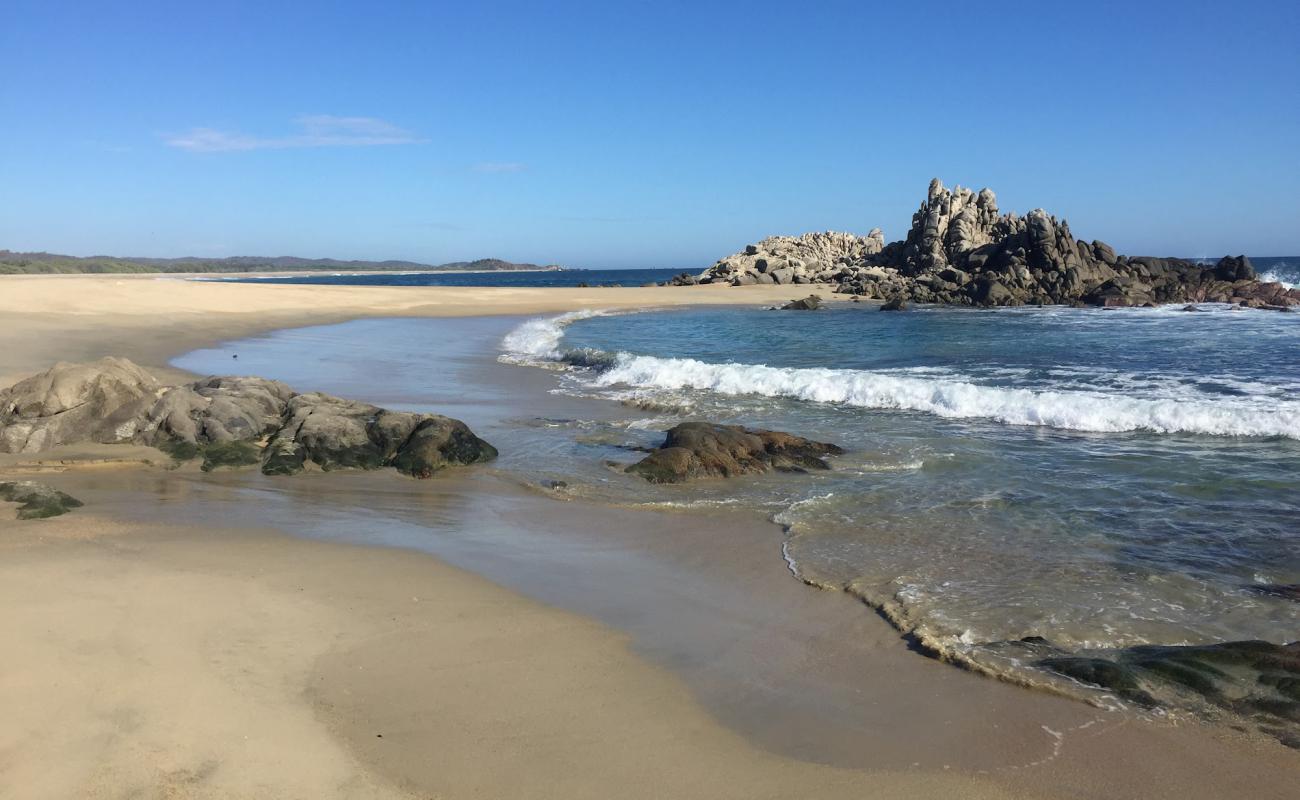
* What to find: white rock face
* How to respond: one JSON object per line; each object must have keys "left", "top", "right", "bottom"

{"left": 696, "top": 230, "right": 884, "bottom": 286}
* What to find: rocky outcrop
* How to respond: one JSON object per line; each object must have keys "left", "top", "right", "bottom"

{"left": 0, "top": 359, "right": 497, "bottom": 479}
{"left": 695, "top": 230, "right": 885, "bottom": 287}
{"left": 626, "top": 422, "right": 842, "bottom": 483}
{"left": 0, "top": 480, "right": 83, "bottom": 519}
{"left": 690, "top": 179, "right": 1300, "bottom": 309}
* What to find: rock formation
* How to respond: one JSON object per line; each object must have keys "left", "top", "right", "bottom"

{"left": 0, "top": 359, "right": 497, "bottom": 478}
{"left": 0, "top": 481, "right": 83, "bottom": 519}
{"left": 626, "top": 422, "right": 842, "bottom": 483}
{"left": 688, "top": 179, "right": 1300, "bottom": 309}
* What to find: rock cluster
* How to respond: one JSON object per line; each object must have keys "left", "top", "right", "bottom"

{"left": 0, "top": 359, "right": 497, "bottom": 478}
{"left": 689, "top": 179, "right": 1300, "bottom": 309}
{"left": 0, "top": 480, "right": 83, "bottom": 519}
{"left": 681, "top": 230, "right": 885, "bottom": 287}
{"left": 626, "top": 422, "right": 842, "bottom": 483}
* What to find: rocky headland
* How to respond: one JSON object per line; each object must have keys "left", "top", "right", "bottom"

{"left": 0, "top": 358, "right": 497, "bottom": 478}
{"left": 678, "top": 179, "right": 1300, "bottom": 309}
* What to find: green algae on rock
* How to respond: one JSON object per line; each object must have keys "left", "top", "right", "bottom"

{"left": 0, "top": 481, "right": 84, "bottom": 519}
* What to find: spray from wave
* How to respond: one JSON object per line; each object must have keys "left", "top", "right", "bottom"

{"left": 498, "top": 309, "right": 613, "bottom": 365}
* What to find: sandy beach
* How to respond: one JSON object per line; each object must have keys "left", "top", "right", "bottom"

{"left": 2, "top": 275, "right": 1297, "bottom": 800}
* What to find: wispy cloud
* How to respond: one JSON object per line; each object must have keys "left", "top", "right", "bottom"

{"left": 472, "top": 161, "right": 527, "bottom": 174}
{"left": 165, "top": 115, "right": 424, "bottom": 152}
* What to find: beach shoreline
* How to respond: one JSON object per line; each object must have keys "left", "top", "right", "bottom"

{"left": 2, "top": 275, "right": 1296, "bottom": 799}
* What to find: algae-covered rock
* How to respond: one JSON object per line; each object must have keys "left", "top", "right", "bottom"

{"left": 0, "top": 481, "right": 84, "bottom": 519}
{"left": 0, "top": 358, "right": 497, "bottom": 480}
{"left": 200, "top": 440, "right": 263, "bottom": 472}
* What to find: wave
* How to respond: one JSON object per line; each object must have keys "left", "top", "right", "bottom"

{"left": 591, "top": 354, "right": 1300, "bottom": 439}
{"left": 498, "top": 309, "right": 612, "bottom": 364}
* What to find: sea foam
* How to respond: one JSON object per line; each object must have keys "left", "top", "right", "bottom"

{"left": 592, "top": 354, "right": 1300, "bottom": 439}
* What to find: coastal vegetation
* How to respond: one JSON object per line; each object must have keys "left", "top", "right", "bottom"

{"left": 0, "top": 250, "right": 563, "bottom": 274}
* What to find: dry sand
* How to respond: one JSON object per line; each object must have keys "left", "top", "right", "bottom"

{"left": 1, "top": 275, "right": 1296, "bottom": 799}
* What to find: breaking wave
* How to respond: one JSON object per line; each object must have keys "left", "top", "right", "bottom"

{"left": 592, "top": 355, "right": 1300, "bottom": 438}
{"left": 498, "top": 309, "right": 613, "bottom": 365}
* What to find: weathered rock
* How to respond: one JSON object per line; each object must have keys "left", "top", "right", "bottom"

{"left": 263, "top": 394, "right": 497, "bottom": 478}
{"left": 0, "top": 359, "right": 497, "bottom": 480}
{"left": 780, "top": 295, "right": 822, "bottom": 311}
{"left": 689, "top": 179, "right": 1300, "bottom": 309}
{"left": 142, "top": 376, "right": 295, "bottom": 447}
{"left": 0, "top": 357, "right": 161, "bottom": 453}
{"left": 0, "top": 480, "right": 83, "bottom": 519}
{"left": 880, "top": 297, "right": 909, "bottom": 311}
{"left": 626, "top": 422, "right": 842, "bottom": 483}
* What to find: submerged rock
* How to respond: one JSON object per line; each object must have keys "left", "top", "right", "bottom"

{"left": 0, "top": 359, "right": 497, "bottom": 479}
{"left": 1032, "top": 638, "right": 1300, "bottom": 745}
{"left": 0, "top": 480, "right": 83, "bottom": 519}
{"left": 690, "top": 179, "right": 1300, "bottom": 309}
{"left": 626, "top": 422, "right": 843, "bottom": 483}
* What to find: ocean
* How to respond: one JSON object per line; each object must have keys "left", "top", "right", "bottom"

{"left": 173, "top": 299, "right": 1299, "bottom": 739}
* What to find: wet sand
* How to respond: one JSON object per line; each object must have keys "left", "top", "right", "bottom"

{"left": 1, "top": 275, "right": 1297, "bottom": 799}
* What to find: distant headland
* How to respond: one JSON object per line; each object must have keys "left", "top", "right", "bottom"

{"left": 0, "top": 251, "right": 566, "bottom": 275}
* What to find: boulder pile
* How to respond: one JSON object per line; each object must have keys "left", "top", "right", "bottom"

{"left": 0, "top": 359, "right": 497, "bottom": 478}
{"left": 688, "top": 179, "right": 1300, "bottom": 309}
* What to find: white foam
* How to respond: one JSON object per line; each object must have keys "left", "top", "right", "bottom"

{"left": 591, "top": 355, "right": 1300, "bottom": 439}
{"left": 498, "top": 310, "right": 611, "bottom": 364}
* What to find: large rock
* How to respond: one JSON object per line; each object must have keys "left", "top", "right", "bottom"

{"left": 265, "top": 393, "right": 497, "bottom": 478}
{"left": 0, "top": 358, "right": 497, "bottom": 479}
{"left": 689, "top": 179, "right": 1300, "bottom": 309}
{"left": 0, "top": 357, "right": 162, "bottom": 453}
{"left": 626, "top": 422, "right": 842, "bottom": 483}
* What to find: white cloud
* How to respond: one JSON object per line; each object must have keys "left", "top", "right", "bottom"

{"left": 165, "top": 115, "right": 424, "bottom": 152}
{"left": 472, "top": 161, "right": 527, "bottom": 174}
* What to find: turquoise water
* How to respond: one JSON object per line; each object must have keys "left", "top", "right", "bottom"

{"left": 510, "top": 304, "right": 1300, "bottom": 712}
{"left": 174, "top": 303, "right": 1299, "bottom": 730}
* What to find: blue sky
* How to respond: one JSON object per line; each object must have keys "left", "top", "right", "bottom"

{"left": 2, "top": 1, "right": 1297, "bottom": 268}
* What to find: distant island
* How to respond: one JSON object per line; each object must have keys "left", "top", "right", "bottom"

{"left": 0, "top": 251, "right": 567, "bottom": 275}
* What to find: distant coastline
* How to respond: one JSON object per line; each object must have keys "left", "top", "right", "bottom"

{"left": 0, "top": 250, "right": 569, "bottom": 275}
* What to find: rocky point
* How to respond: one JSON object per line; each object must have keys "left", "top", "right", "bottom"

{"left": 678, "top": 179, "right": 1300, "bottom": 309}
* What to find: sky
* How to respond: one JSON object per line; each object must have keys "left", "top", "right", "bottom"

{"left": 2, "top": 0, "right": 1298, "bottom": 269}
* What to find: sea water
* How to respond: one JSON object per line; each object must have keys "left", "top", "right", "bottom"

{"left": 174, "top": 301, "right": 1299, "bottom": 731}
